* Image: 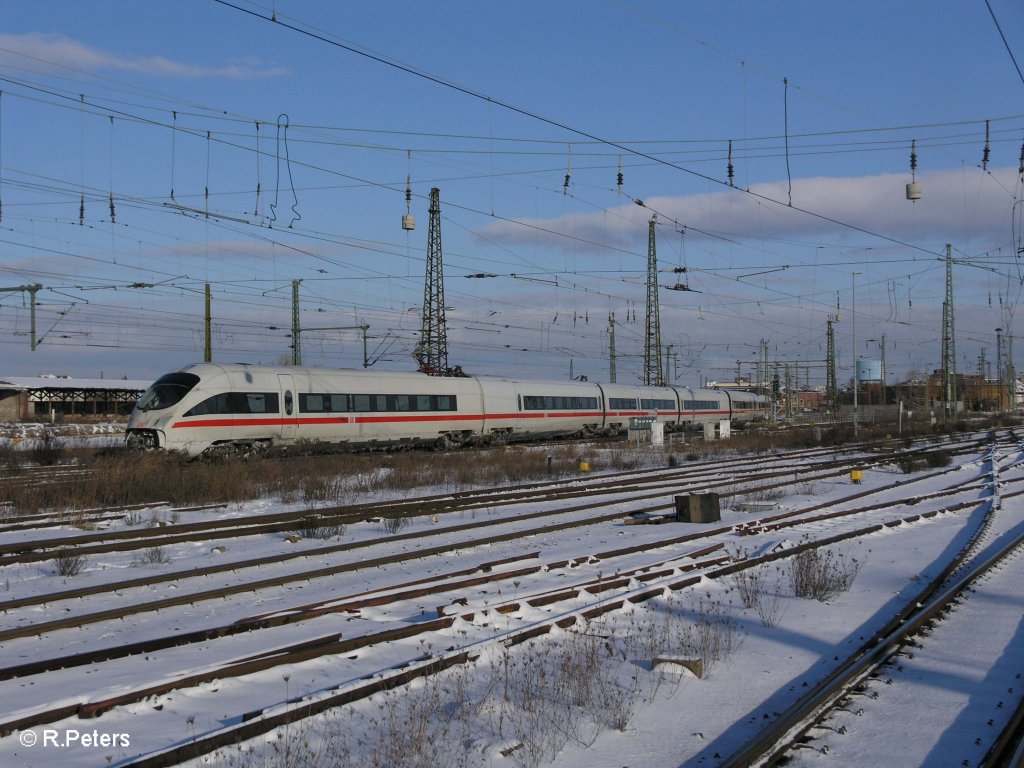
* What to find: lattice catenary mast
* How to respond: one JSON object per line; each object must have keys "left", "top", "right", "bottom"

{"left": 415, "top": 188, "right": 450, "bottom": 375}
{"left": 608, "top": 312, "right": 617, "bottom": 384}
{"left": 826, "top": 315, "right": 838, "bottom": 414}
{"left": 643, "top": 215, "right": 663, "bottom": 386}
{"left": 940, "top": 243, "right": 957, "bottom": 420}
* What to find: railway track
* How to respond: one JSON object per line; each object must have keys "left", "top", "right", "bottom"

{"left": 717, "top": 441, "right": 1024, "bottom": 768}
{"left": 0, "top": 432, "right": 1019, "bottom": 767}
{"left": 0, "top": 435, "right": 983, "bottom": 565}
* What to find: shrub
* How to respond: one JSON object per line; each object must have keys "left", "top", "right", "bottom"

{"left": 30, "top": 429, "right": 64, "bottom": 466}
{"left": 53, "top": 549, "right": 86, "bottom": 577}
{"left": 789, "top": 546, "right": 861, "bottom": 602}
{"left": 898, "top": 457, "right": 927, "bottom": 474}
{"left": 294, "top": 514, "right": 346, "bottom": 540}
{"left": 382, "top": 515, "right": 408, "bottom": 535}
{"left": 925, "top": 450, "right": 952, "bottom": 468}
{"left": 138, "top": 546, "right": 170, "bottom": 565}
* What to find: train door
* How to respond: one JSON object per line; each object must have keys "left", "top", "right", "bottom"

{"left": 277, "top": 374, "right": 297, "bottom": 441}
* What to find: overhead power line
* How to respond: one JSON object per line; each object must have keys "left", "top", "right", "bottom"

{"left": 212, "top": 0, "right": 951, "bottom": 259}
{"left": 985, "top": 0, "right": 1024, "bottom": 88}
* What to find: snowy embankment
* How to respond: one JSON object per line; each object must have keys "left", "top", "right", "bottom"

{"left": 0, "top": 438, "right": 1020, "bottom": 768}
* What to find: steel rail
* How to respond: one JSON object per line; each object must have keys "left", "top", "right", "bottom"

{"left": 718, "top": 513, "right": 1024, "bottom": 767}
{"left": 110, "top": 502, "right": 981, "bottom": 768}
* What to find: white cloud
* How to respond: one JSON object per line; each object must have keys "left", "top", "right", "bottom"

{"left": 477, "top": 167, "right": 1021, "bottom": 253}
{"left": 0, "top": 33, "right": 288, "bottom": 79}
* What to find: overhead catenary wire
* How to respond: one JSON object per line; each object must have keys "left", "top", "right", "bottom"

{"left": 209, "top": 0, "right": 967, "bottom": 260}
{"left": 0, "top": 12, "right": 1017, "bottom": 382}
{"left": 985, "top": 0, "right": 1024, "bottom": 88}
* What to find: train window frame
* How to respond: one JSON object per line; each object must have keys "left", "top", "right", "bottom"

{"left": 609, "top": 397, "right": 638, "bottom": 410}
{"left": 300, "top": 393, "right": 325, "bottom": 413}
{"left": 349, "top": 393, "right": 459, "bottom": 413}
{"left": 683, "top": 399, "right": 719, "bottom": 410}
{"left": 137, "top": 372, "right": 201, "bottom": 411}
{"left": 523, "top": 394, "right": 599, "bottom": 411}
{"left": 184, "top": 391, "right": 279, "bottom": 417}
{"left": 640, "top": 398, "right": 676, "bottom": 411}
{"left": 300, "top": 393, "right": 353, "bottom": 413}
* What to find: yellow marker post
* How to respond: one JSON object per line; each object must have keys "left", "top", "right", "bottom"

{"left": 850, "top": 469, "right": 862, "bottom": 484}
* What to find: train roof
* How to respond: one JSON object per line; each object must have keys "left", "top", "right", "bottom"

{"left": 174, "top": 362, "right": 755, "bottom": 395}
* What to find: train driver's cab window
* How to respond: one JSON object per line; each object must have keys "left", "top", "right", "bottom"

{"left": 137, "top": 372, "right": 200, "bottom": 411}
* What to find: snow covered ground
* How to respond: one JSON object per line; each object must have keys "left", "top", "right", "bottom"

{"left": 0, "top": 421, "right": 126, "bottom": 451}
{"left": 0, "top": 438, "right": 1021, "bottom": 768}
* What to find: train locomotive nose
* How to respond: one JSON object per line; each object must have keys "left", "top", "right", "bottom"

{"left": 126, "top": 428, "right": 159, "bottom": 449}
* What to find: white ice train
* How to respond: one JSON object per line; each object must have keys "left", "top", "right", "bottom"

{"left": 125, "top": 362, "right": 767, "bottom": 457}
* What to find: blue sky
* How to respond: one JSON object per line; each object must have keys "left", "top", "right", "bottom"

{"left": 0, "top": 0, "right": 1022, "bottom": 388}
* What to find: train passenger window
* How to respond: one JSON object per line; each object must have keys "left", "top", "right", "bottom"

{"left": 245, "top": 393, "right": 271, "bottom": 413}
{"left": 353, "top": 395, "right": 371, "bottom": 412}
{"left": 301, "top": 394, "right": 324, "bottom": 413}
{"left": 374, "top": 395, "right": 387, "bottom": 412}
{"left": 330, "top": 394, "right": 349, "bottom": 412}
{"left": 417, "top": 395, "right": 432, "bottom": 411}
{"left": 185, "top": 393, "right": 228, "bottom": 416}
{"left": 395, "top": 395, "right": 411, "bottom": 411}
{"left": 183, "top": 391, "right": 277, "bottom": 416}
{"left": 609, "top": 398, "right": 638, "bottom": 410}
{"left": 683, "top": 400, "right": 718, "bottom": 410}
{"left": 435, "top": 395, "right": 456, "bottom": 411}
{"left": 641, "top": 398, "right": 675, "bottom": 411}
{"left": 522, "top": 394, "right": 598, "bottom": 411}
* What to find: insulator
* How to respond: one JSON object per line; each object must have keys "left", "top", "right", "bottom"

{"left": 79, "top": 194, "right": 85, "bottom": 226}
{"left": 617, "top": 156, "right": 623, "bottom": 192}
{"left": 727, "top": 139, "right": 735, "bottom": 186}
{"left": 910, "top": 139, "right": 917, "bottom": 177}
{"left": 405, "top": 175, "right": 412, "bottom": 208}
{"left": 109, "top": 193, "right": 116, "bottom": 224}
{"left": 982, "top": 120, "right": 990, "bottom": 170}
{"left": 1018, "top": 140, "right": 1024, "bottom": 176}
{"left": 563, "top": 144, "right": 572, "bottom": 193}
